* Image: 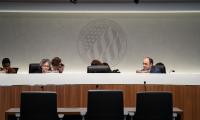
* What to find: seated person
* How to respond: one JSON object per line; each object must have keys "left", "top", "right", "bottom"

{"left": 51, "top": 57, "right": 64, "bottom": 73}
{"left": 102, "top": 62, "right": 112, "bottom": 73}
{"left": 40, "top": 59, "right": 52, "bottom": 73}
{"left": 103, "top": 62, "right": 120, "bottom": 73}
{"left": 102, "top": 62, "right": 110, "bottom": 68}
{"left": 150, "top": 62, "right": 166, "bottom": 73}
{"left": 0, "top": 58, "right": 16, "bottom": 73}
{"left": 136, "top": 57, "right": 153, "bottom": 73}
{"left": 91, "top": 59, "right": 102, "bottom": 66}
{"left": 88, "top": 59, "right": 112, "bottom": 73}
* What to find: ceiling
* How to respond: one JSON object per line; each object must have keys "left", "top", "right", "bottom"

{"left": 1, "top": 0, "right": 200, "bottom": 13}
{"left": 0, "top": 0, "right": 199, "bottom": 2}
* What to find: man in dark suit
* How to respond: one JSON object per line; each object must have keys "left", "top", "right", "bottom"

{"left": 136, "top": 57, "right": 153, "bottom": 73}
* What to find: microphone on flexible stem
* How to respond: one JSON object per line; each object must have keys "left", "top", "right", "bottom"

{"left": 96, "top": 85, "right": 99, "bottom": 89}
{"left": 144, "top": 81, "right": 147, "bottom": 92}
{"left": 41, "top": 85, "right": 44, "bottom": 90}
{"left": 70, "top": 0, "right": 77, "bottom": 4}
{"left": 169, "top": 70, "right": 175, "bottom": 82}
{"left": 134, "top": 0, "right": 139, "bottom": 4}
{"left": 169, "top": 70, "right": 175, "bottom": 74}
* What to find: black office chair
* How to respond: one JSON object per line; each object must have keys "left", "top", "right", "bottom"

{"left": 87, "top": 65, "right": 112, "bottom": 73}
{"left": 134, "top": 92, "right": 173, "bottom": 120}
{"left": 86, "top": 90, "right": 124, "bottom": 120}
{"left": 20, "top": 91, "right": 58, "bottom": 120}
{"left": 29, "top": 63, "right": 42, "bottom": 73}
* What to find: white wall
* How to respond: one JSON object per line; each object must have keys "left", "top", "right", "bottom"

{"left": 0, "top": 13, "right": 200, "bottom": 73}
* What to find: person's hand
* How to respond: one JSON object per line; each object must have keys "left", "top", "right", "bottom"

{"left": 58, "top": 64, "right": 64, "bottom": 73}
{"left": 136, "top": 69, "right": 149, "bottom": 73}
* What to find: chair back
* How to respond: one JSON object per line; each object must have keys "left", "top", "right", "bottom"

{"left": 20, "top": 91, "right": 57, "bottom": 120}
{"left": 87, "top": 65, "right": 112, "bottom": 73}
{"left": 86, "top": 90, "right": 124, "bottom": 120}
{"left": 135, "top": 92, "right": 173, "bottom": 120}
{"left": 29, "top": 63, "right": 42, "bottom": 73}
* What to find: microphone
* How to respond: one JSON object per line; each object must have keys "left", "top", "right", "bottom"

{"left": 134, "top": 0, "right": 139, "bottom": 4}
{"left": 96, "top": 85, "right": 99, "bottom": 89}
{"left": 169, "top": 70, "right": 175, "bottom": 74}
{"left": 41, "top": 85, "right": 44, "bottom": 90}
{"left": 70, "top": 0, "right": 77, "bottom": 4}
{"left": 144, "top": 81, "right": 146, "bottom": 92}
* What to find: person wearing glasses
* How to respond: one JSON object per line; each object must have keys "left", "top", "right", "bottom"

{"left": 40, "top": 59, "right": 52, "bottom": 73}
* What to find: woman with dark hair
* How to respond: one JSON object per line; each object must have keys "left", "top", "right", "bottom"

{"left": 51, "top": 57, "right": 64, "bottom": 73}
{"left": 102, "top": 62, "right": 112, "bottom": 73}
{"left": 91, "top": 59, "right": 102, "bottom": 66}
{"left": 0, "top": 58, "right": 16, "bottom": 73}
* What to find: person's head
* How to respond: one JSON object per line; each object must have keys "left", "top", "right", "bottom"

{"left": 2, "top": 58, "right": 11, "bottom": 69}
{"left": 155, "top": 62, "right": 166, "bottom": 73}
{"left": 51, "top": 57, "right": 62, "bottom": 67}
{"left": 91, "top": 59, "right": 102, "bottom": 66}
{"left": 143, "top": 57, "right": 153, "bottom": 70}
{"left": 102, "top": 62, "right": 109, "bottom": 66}
{"left": 40, "top": 59, "right": 51, "bottom": 73}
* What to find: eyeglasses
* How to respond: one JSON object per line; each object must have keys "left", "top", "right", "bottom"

{"left": 42, "top": 65, "right": 50, "bottom": 68}
{"left": 143, "top": 63, "right": 148, "bottom": 65}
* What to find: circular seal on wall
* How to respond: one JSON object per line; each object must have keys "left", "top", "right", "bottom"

{"left": 78, "top": 19, "right": 127, "bottom": 67}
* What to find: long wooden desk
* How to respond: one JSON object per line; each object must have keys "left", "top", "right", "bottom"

{"left": 1, "top": 73, "right": 200, "bottom": 86}
{"left": 1, "top": 74, "right": 199, "bottom": 120}
{"left": 5, "top": 107, "right": 183, "bottom": 120}
{"left": 1, "top": 84, "right": 198, "bottom": 120}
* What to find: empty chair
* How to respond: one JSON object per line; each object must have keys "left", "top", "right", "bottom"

{"left": 86, "top": 90, "right": 124, "bottom": 120}
{"left": 134, "top": 92, "right": 173, "bottom": 120}
{"left": 20, "top": 91, "right": 57, "bottom": 120}
{"left": 29, "top": 63, "right": 42, "bottom": 73}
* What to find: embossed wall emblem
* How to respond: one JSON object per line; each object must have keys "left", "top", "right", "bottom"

{"left": 78, "top": 19, "right": 127, "bottom": 66}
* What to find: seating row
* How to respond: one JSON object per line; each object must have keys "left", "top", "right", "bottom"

{"left": 19, "top": 90, "right": 173, "bottom": 120}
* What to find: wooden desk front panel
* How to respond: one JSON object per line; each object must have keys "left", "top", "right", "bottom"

{"left": 0, "top": 85, "right": 200, "bottom": 120}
